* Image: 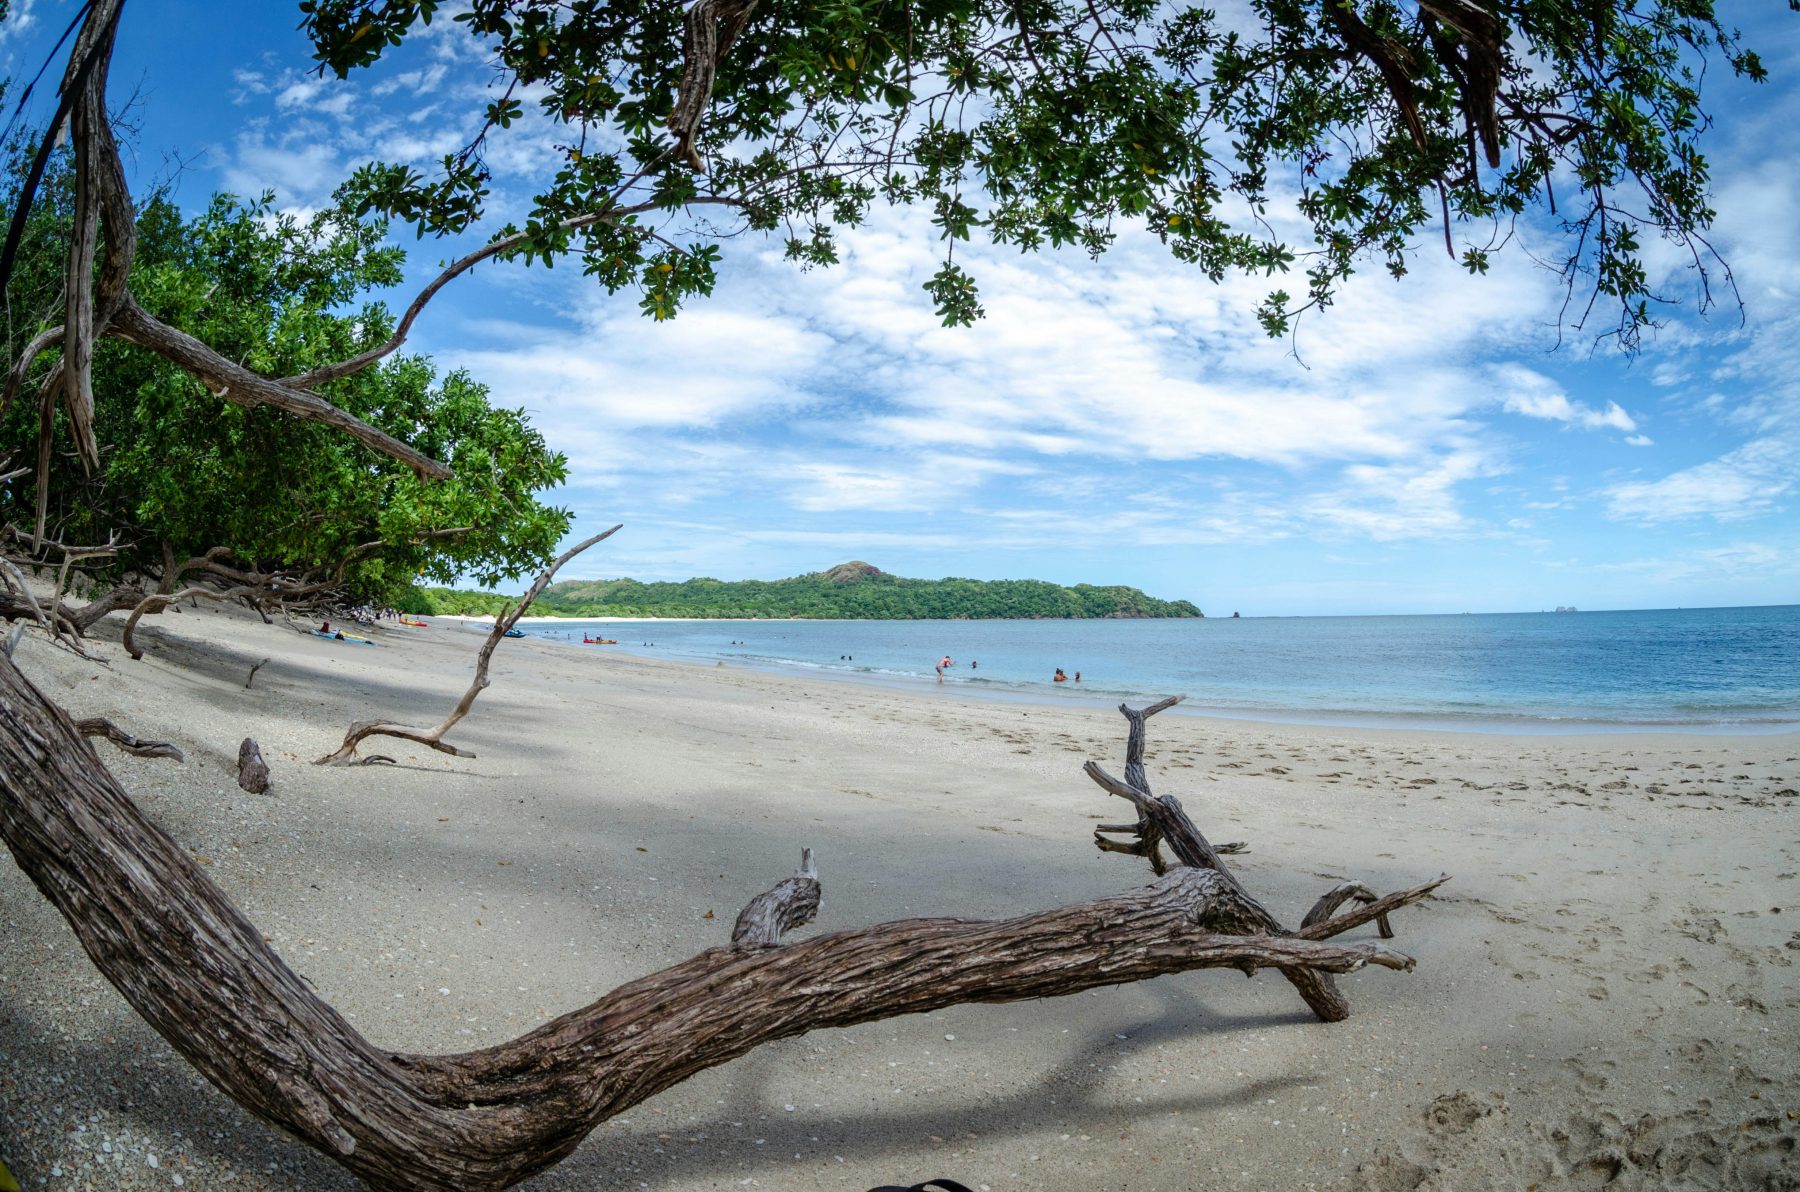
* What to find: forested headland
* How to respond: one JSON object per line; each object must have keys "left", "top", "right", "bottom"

{"left": 414, "top": 560, "right": 1202, "bottom": 619}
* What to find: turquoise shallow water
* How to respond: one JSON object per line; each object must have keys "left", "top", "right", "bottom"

{"left": 508, "top": 604, "right": 1800, "bottom": 734}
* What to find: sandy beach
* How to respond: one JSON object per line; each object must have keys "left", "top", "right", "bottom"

{"left": 2, "top": 601, "right": 1796, "bottom": 1190}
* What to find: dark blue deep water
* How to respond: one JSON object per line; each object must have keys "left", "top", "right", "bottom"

{"left": 508, "top": 605, "right": 1800, "bottom": 733}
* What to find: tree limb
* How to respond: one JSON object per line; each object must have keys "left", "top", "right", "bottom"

{"left": 316, "top": 525, "right": 623, "bottom": 764}
{"left": 0, "top": 324, "right": 63, "bottom": 423}
{"left": 107, "top": 298, "right": 451, "bottom": 480}
{"left": 75, "top": 715, "right": 184, "bottom": 761}
{"left": 1087, "top": 699, "right": 1445, "bottom": 1023}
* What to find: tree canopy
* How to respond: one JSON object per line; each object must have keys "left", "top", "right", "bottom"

{"left": 0, "top": 0, "right": 1782, "bottom": 526}
{"left": 0, "top": 147, "right": 570, "bottom": 605}
{"left": 299, "top": 0, "right": 1777, "bottom": 351}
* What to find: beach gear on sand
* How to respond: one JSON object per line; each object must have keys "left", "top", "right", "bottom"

{"left": 866, "top": 1181, "right": 974, "bottom": 1192}
{"left": 311, "top": 630, "right": 375, "bottom": 646}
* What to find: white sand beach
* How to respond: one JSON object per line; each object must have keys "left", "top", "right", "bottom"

{"left": 2, "top": 601, "right": 1796, "bottom": 1190}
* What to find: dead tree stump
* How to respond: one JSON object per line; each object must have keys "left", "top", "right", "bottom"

{"left": 237, "top": 738, "right": 270, "bottom": 794}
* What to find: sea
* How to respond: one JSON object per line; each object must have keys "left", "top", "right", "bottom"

{"left": 503, "top": 604, "right": 1800, "bottom": 734}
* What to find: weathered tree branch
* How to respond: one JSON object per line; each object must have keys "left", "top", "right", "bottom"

{"left": 3, "top": 0, "right": 453, "bottom": 489}
{"left": 121, "top": 578, "right": 303, "bottom": 661}
{"left": 75, "top": 715, "right": 183, "bottom": 761}
{"left": 1296, "top": 874, "right": 1452, "bottom": 941}
{"left": 107, "top": 298, "right": 451, "bottom": 480}
{"left": 1087, "top": 698, "right": 1444, "bottom": 1023}
{"left": 316, "top": 525, "right": 623, "bottom": 764}
{"left": 0, "top": 324, "right": 63, "bottom": 422}
{"left": 0, "top": 557, "right": 87, "bottom": 654}
{"left": 274, "top": 204, "right": 738, "bottom": 391}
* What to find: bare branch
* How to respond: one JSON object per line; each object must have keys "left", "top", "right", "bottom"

{"left": 75, "top": 716, "right": 183, "bottom": 761}
{"left": 278, "top": 200, "right": 745, "bottom": 392}
{"left": 0, "top": 655, "right": 1423, "bottom": 1189}
{"left": 0, "top": 323, "right": 63, "bottom": 422}
{"left": 1087, "top": 699, "right": 1445, "bottom": 1023}
{"left": 316, "top": 525, "right": 623, "bottom": 764}
{"left": 1295, "top": 874, "right": 1451, "bottom": 941}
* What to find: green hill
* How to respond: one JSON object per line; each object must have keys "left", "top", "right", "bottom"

{"left": 413, "top": 561, "right": 1202, "bottom": 620}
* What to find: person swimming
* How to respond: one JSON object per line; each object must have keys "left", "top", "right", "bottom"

{"left": 1053, "top": 668, "right": 1067, "bottom": 682}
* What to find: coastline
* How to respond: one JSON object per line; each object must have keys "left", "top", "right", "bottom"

{"left": 2, "top": 601, "right": 1795, "bottom": 1190}
{"left": 433, "top": 613, "right": 1800, "bottom": 737}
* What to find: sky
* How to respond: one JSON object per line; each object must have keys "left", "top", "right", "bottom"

{"left": 4, "top": 1, "right": 1797, "bottom": 615}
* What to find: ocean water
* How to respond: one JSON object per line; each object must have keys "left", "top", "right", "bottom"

{"left": 508, "top": 605, "right": 1800, "bottom": 733}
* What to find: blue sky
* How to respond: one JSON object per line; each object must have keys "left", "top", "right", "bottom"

{"left": 5, "top": 1, "right": 1797, "bottom": 615}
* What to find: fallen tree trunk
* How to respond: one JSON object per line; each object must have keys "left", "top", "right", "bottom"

{"left": 0, "top": 652, "right": 1442, "bottom": 1190}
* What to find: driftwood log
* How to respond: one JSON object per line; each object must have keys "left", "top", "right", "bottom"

{"left": 316, "top": 525, "right": 621, "bottom": 764}
{"left": 0, "top": 651, "right": 1445, "bottom": 1190}
{"left": 76, "top": 715, "right": 183, "bottom": 761}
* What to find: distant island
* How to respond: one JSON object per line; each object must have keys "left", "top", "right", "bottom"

{"left": 413, "top": 560, "right": 1203, "bottom": 620}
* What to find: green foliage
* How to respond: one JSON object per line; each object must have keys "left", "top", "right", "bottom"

{"left": 452, "top": 561, "right": 1202, "bottom": 619}
{"left": 407, "top": 585, "right": 517, "bottom": 616}
{"left": 0, "top": 159, "right": 571, "bottom": 603}
{"left": 296, "top": 0, "right": 1783, "bottom": 347}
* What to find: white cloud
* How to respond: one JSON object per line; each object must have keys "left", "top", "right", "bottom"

{"left": 1605, "top": 436, "right": 1799, "bottom": 522}
{"left": 1304, "top": 447, "right": 1504, "bottom": 540}
{"left": 448, "top": 305, "right": 834, "bottom": 439}
{"left": 274, "top": 76, "right": 355, "bottom": 117}
{"left": 784, "top": 456, "right": 1033, "bottom": 513}
{"left": 0, "top": 0, "right": 37, "bottom": 44}
{"left": 1495, "top": 366, "right": 1637, "bottom": 431}
{"left": 1596, "top": 541, "right": 1799, "bottom": 585}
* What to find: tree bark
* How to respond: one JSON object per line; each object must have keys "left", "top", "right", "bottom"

{"left": 0, "top": 651, "right": 1425, "bottom": 1190}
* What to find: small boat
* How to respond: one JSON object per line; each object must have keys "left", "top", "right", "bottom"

{"left": 503, "top": 628, "right": 527, "bottom": 639}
